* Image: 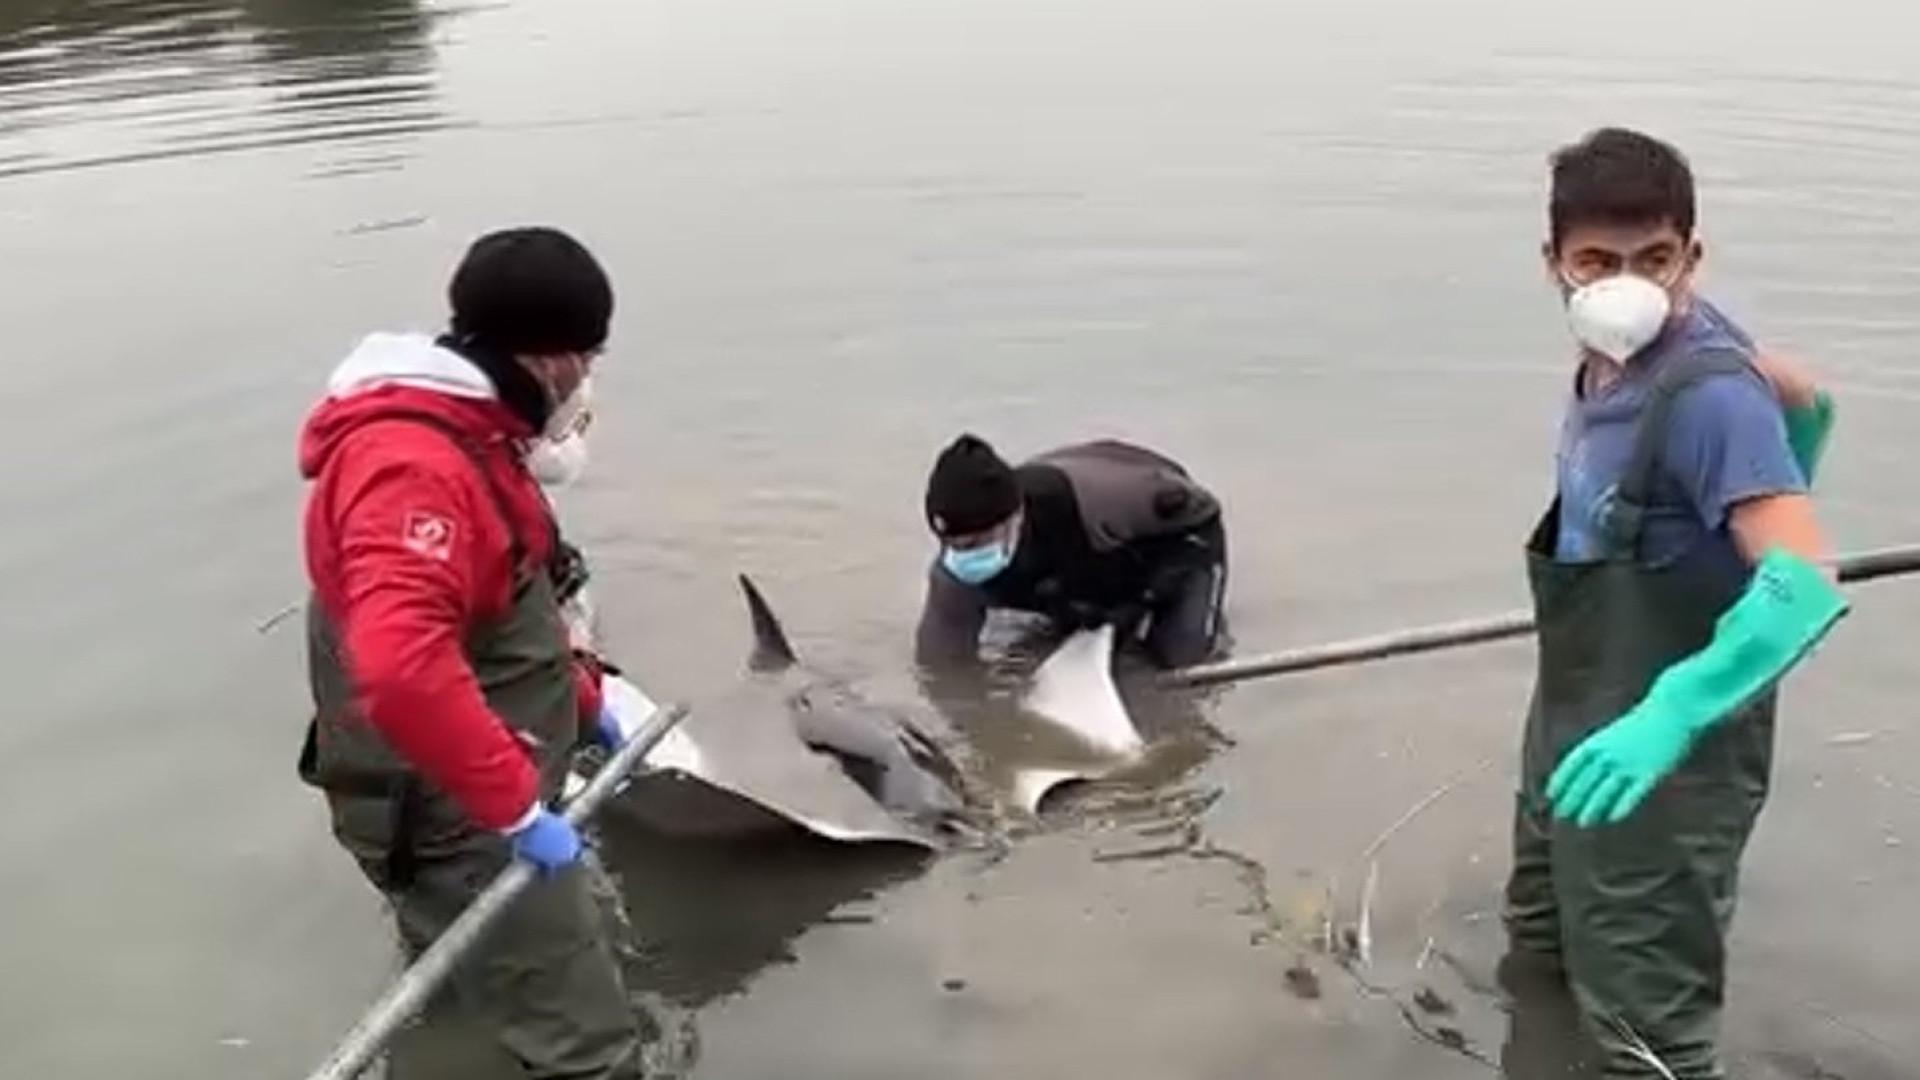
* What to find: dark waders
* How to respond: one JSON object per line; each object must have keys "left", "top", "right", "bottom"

{"left": 1139, "top": 517, "right": 1230, "bottom": 669}
{"left": 298, "top": 413, "right": 648, "bottom": 1079}
{"left": 1500, "top": 351, "right": 1776, "bottom": 1080}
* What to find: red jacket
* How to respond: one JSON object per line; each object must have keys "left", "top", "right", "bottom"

{"left": 297, "top": 331, "right": 604, "bottom": 832}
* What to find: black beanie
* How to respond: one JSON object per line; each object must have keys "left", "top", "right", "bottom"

{"left": 925, "top": 434, "right": 1021, "bottom": 537}
{"left": 447, "top": 226, "right": 613, "bottom": 356}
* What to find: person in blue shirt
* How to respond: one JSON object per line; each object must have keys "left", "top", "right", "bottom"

{"left": 1497, "top": 127, "right": 1844, "bottom": 1080}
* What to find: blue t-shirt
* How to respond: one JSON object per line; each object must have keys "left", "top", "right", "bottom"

{"left": 1553, "top": 297, "right": 1806, "bottom": 568}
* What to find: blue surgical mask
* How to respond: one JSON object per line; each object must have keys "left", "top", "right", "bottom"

{"left": 942, "top": 541, "right": 1012, "bottom": 585}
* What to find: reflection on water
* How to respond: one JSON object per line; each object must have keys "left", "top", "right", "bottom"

{"left": 379, "top": 833, "right": 933, "bottom": 1080}
{"left": 0, "top": 0, "right": 461, "bottom": 179}
{"left": 600, "top": 826, "right": 934, "bottom": 1009}
{"left": 915, "top": 627, "right": 1237, "bottom": 826}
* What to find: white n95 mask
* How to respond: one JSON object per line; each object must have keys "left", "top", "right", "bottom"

{"left": 531, "top": 374, "right": 593, "bottom": 487}
{"left": 543, "top": 373, "right": 593, "bottom": 440}
{"left": 1563, "top": 273, "right": 1671, "bottom": 364}
{"left": 528, "top": 432, "right": 589, "bottom": 488}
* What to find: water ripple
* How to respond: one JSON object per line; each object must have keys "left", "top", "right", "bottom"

{"left": 0, "top": 0, "right": 469, "bottom": 181}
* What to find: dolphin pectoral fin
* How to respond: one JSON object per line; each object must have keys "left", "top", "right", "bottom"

{"left": 1021, "top": 624, "right": 1147, "bottom": 760}
{"left": 887, "top": 718, "right": 972, "bottom": 791}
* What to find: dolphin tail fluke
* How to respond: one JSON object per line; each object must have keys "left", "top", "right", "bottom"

{"left": 738, "top": 573, "right": 799, "bottom": 670}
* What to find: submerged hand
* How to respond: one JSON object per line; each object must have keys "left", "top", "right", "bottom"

{"left": 595, "top": 673, "right": 659, "bottom": 751}
{"left": 1546, "top": 703, "right": 1696, "bottom": 827}
{"left": 589, "top": 674, "right": 661, "bottom": 800}
{"left": 591, "top": 706, "right": 627, "bottom": 752}
{"left": 1108, "top": 601, "right": 1149, "bottom": 636}
{"left": 1055, "top": 600, "right": 1146, "bottom": 635}
{"left": 1053, "top": 600, "right": 1107, "bottom": 631}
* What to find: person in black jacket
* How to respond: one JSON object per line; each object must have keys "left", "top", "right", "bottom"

{"left": 914, "top": 433, "right": 1229, "bottom": 670}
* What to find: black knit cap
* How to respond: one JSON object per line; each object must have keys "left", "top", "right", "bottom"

{"left": 925, "top": 433, "right": 1020, "bottom": 537}
{"left": 448, "top": 226, "right": 614, "bottom": 356}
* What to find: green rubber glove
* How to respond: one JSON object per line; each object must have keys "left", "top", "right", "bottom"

{"left": 1783, "top": 389, "right": 1834, "bottom": 485}
{"left": 1546, "top": 546, "right": 1850, "bottom": 827}
{"left": 1545, "top": 700, "right": 1697, "bottom": 828}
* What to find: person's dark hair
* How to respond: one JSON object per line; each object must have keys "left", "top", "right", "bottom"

{"left": 925, "top": 434, "right": 1020, "bottom": 538}
{"left": 448, "top": 226, "right": 613, "bottom": 355}
{"left": 1547, "top": 127, "right": 1695, "bottom": 251}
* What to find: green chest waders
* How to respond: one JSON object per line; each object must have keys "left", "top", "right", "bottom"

{"left": 298, "top": 411, "right": 647, "bottom": 1080}
{"left": 1502, "top": 351, "right": 1776, "bottom": 1080}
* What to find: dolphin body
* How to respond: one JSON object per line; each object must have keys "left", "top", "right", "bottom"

{"left": 737, "top": 573, "right": 980, "bottom": 839}
{"left": 582, "top": 575, "right": 981, "bottom": 850}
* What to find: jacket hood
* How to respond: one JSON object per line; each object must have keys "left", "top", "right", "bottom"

{"left": 298, "top": 331, "right": 532, "bottom": 479}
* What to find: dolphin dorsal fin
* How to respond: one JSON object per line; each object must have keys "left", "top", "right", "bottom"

{"left": 738, "top": 573, "right": 799, "bottom": 671}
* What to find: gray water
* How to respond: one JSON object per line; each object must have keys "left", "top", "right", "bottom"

{"left": 4, "top": 0, "right": 1920, "bottom": 1077}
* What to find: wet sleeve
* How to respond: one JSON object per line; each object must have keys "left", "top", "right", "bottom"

{"left": 1664, "top": 373, "right": 1808, "bottom": 533}
{"left": 913, "top": 560, "right": 989, "bottom": 665}
{"left": 330, "top": 457, "right": 542, "bottom": 832}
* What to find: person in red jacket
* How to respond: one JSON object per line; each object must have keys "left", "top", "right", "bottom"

{"left": 295, "top": 226, "right": 652, "bottom": 1078}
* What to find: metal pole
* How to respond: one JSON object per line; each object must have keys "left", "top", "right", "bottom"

{"left": 1162, "top": 542, "right": 1920, "bottom": 690}
{"left": 303, "top": 701, "right": 693, "bottom": 1080}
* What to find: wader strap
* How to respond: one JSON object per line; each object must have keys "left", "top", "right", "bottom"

{"left": 1600, "top": 348, "right": 1757, "bottom": 558}
{"left": 551, "top": 538, "right": 590, "bottom": 606}
{"left": 385, "top": 779, "right": 424, "bottom": 890}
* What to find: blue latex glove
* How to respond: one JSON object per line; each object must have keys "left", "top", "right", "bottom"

{"left": 589, "top": 674, "right": 661, "bottom": 797}
{"left": 590, "top": 705, "right": 627, "bottom": 753}
{"left": 1547, "top": 546, "right": 1848, "bottom": 827}
{"left": 506, "top": 808, "right": 582, "bottom": 874}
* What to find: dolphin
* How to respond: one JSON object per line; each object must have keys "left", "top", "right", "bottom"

{"left": 574, "top": 574, "right": 982, "bottom": 850}
{"left": 737, "top": 573, "right": 981, "bottom": 839}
